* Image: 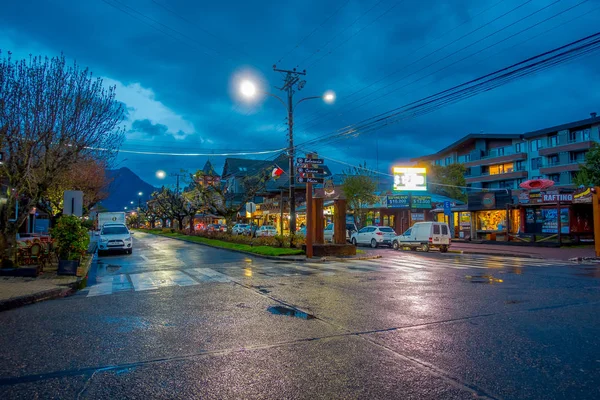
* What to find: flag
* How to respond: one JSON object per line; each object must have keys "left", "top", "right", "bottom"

{"left": 271, "top": 166, "right": 284, "bottom": 180}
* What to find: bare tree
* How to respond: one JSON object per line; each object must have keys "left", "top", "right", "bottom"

{"left": 0, "top": 52, "right": 124, "bottom": 261}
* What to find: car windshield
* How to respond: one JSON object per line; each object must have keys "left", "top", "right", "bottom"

{"left": 102, "top": 226, "right": 128, "bottom": 235}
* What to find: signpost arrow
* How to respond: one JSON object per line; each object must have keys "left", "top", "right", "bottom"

{"left": 296, "top": 167, "right": 325, "bottom": 174}
{"left": 297, "top": 157, "right": 324, "bottom": 165}
{"left": 297, "top": 177, "right": 324, "bottom": 184}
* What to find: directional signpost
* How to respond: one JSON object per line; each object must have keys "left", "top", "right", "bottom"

{"left": 296, "top": 167, "right": 325, "bottom": 174}
{"left": 297, "top": 177, "right": 324, "bottom": 184}
{"left": 297, "top": 157, "right": 324, "bottom": 165}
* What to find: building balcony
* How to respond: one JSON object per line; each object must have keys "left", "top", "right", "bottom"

{"left": 539, "top": 162, "right": 581, "bottom": 175}
{"left": 465, "top": 170, "right": 527, "bottom": 183}
{"left": 464, "top": 152, "right": 527, "bottom": 167}
{"left": 538, "top": 140, "right": 594, "bottom": 156}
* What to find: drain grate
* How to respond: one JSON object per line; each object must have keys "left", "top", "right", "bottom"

{"left": 267, "top": 305, "right": 315, "bottom": 320}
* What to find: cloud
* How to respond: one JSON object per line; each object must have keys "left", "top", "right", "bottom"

{"left": 131, "top": 119, "right": 168, "bottom": 137}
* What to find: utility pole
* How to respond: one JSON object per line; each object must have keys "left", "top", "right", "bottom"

{"left": 273, "top": 66, "right": 307, "bottom": 236}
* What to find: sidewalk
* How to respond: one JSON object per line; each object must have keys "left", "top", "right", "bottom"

{"left": 450, "top": 242, "right": 596, "bottom": 260}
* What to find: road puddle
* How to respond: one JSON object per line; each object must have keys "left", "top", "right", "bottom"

{"left": 267, "top": 305, "right": 315, "bottom": 319}
{"left": 465, "top": 275, "right": 504, "bottom": 284}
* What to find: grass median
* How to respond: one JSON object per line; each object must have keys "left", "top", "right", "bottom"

{"left": 140, "top": 230, "right": 305, "bottom": 257}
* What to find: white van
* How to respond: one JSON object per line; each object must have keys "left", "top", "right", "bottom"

{"left": 392, "top": 222, "right": 451, "bottom": 252}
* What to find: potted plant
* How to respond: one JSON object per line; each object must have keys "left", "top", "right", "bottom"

{"left": 52, "top": 215, "right": 90, "bottom": 275}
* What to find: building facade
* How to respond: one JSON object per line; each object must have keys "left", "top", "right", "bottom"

{"left": 415, "top": 113, "right": 600, "bottom": 190}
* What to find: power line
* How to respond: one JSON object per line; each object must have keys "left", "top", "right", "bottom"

{"left": 89, "top": 146, "right": 288, "bottom": 156}
{"left": 296, "top": 0, "right": 388, "bottom": 67}
{"left": 306, "top": 0, "right": 403, "bottom": 69}
{"left": 294, "top": 31, "right": 600, "bottom": 153}
{"left": 275, "top": 0, "right": 352, "bottom": 65}
{"left": 297, "top": 0, "right": 570, "bottom": 134}
{"left": 294, "top": 0, "right": 507, "bottom": 128}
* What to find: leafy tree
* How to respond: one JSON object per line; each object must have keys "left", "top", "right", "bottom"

{"left": 342, "top": 163, "right": 378, "bottom": 228}
{"left": 0, "top": 52, "right": 124, "bottom": 262}
{"left": 416, "top": 163, "right": 467, "bottom": 202}
{"left": 191, "top": 169, "right": 269, "bottom": 227}
{"left": 574, "top": 143, "right": 600, "bottom": 186}
{"left": 40, "top": 157, "right": 111, "bottom": 220}
{"left": 150, "top": 188, "right": 188, "bottom": 230}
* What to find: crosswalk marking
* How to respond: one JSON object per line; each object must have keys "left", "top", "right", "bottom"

{"left": 186, "top": 268, "right": 232, "bottom": 283}
{"left": 82, "top": 255, "right": 587, "bottom": 298}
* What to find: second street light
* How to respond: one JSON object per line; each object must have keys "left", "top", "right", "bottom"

{"left": 239, "top": 68, "right": 334, "bottom": 235}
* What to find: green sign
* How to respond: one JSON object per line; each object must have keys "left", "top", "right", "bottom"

{"left": 411, "top": 195, "right": 432, "bottom": 209}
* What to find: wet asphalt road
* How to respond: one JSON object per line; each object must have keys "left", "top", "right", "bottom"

{"left": 1, "top": 232, "right": 599, "bottom": 399}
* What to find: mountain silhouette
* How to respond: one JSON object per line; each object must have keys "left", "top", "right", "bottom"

{"left": 100, "top": 167, "right": 158, "bottom": 212}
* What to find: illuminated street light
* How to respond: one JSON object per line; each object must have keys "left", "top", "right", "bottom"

{"left": 124, "top": 207, "right": 128, "bottom": 210}
{"left": 324, "top": 91, "right": 335, "bottom": 103}
{"left": 130, "top": 201, "right": 134, "bottom": 205}
{"left": 240, "top": 80, "right": 257, "bottom": 98}
{"left": 156, "top": 170, "right": 166, "bottom": 179}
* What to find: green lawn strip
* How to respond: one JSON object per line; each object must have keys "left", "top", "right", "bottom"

{"left": 139, "top": 230, "right": 304, "bottom": 256}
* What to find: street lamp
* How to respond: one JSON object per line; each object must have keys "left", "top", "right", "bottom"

{"left": 239, "top": 78, "right": 334, "bottom": 235}
{"left": 130, "top": 201, "right": 134, "bottom": 205}
{"left": 156, "top": 170, "right": 166, "bottom": 179}
{"left": 124, "top": 207, "right": 128, "bottom": 210}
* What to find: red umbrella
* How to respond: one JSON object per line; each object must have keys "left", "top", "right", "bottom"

{"left": 519, "top": 179, "right": 555, "bottom": 190}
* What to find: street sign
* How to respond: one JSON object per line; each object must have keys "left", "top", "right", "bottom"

{"left": 296, "top": 167, "right": 325, "bottom": 174}
{"left": 443, "top": 201, "right": 452, "bottom": 216}
{"left": 297, "top": 177, "right": 324, "bottom": 184}
{"left": 297, "top": 157, "right": 324, "bottom": 165}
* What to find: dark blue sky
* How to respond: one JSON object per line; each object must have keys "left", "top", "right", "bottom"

{"left": 2, "top": 0, "right": 600, "bottom": 188}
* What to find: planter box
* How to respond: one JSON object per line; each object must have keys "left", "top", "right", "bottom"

{"left": 58, "top": 259, "right": 80, "bottom": 276}
{"left": 302, "top": 244, "right": 356, "bottom": 257}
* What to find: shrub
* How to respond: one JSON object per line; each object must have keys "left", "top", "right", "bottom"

{"left": 52, "top": 215, "right": 90, "bottom": 260}
{"left": 162, "top": 228, "right": 175, "bottom": 234}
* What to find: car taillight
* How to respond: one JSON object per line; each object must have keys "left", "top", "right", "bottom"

{"left": 429, "top": 237, "right": 433, "bottom": 243}
{"left": 376, "top": 232, "right": 383, "bottom": 236}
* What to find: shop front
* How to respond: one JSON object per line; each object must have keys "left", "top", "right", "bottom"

{"left": 517, "top": 189, "right": 593, "bottom": 242}
{"left": 467, "top": 191, "right": 517, "bottom": 241}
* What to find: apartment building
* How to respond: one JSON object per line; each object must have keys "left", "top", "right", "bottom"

{"left": 414, "top": 113, "right": 600, "bottom": 190}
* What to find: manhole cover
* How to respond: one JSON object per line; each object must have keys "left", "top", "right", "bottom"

{"left": 267, "top": 305, "right": 315, "bottom": 320}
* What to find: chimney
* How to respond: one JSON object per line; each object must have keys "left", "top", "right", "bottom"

{"left": 591, "top": 112, "right": 597, "bottom": 118}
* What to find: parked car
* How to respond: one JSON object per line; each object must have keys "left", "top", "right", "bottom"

{"left": 392, "top": 222, "right": 451, "bottom": 252}
{"left": 256, "top": 225, "right": 277, "bottom": 237}
{"left": 232, "top": 224, "right": 249, "bottom": 235}
{"left": 324, "top": 223, "right": 358, "bottom": 243}
{"left": 297, "top": 226, "right": 306, "bottom": 237}
{"left": 98, "top": 223, "right": 134, "bottom": 254}
{"left": 207, "top": 224, "right": 227, "bottom": 232}
{"left": 350, "top": 226, "right": 396, "bottom": 248}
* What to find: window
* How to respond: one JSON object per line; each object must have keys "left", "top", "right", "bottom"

{"left": 516, "top": 178, "right": 524, "bottom": 186}
{"left": 549, "top": 135, "right": 558, "bottom": 147}
{"left": 445, "top": 156, "right": 452, "bottom": 165}
{"left": 465, "top": 167, "right": 472, "bottom": 176}
{"left": 102, "top": 226, "right": 129, "bottom": 235}
{"left": 548, "top": 174, "right": 560, "bottom": 183}
{"left": 433, "top": 225, "right": 441, "bottom": 235}
{"left": 403, "top": 228, "right": 412, "bottom": 236}
{"left": 515, "top": 142, "right": 523, "bottom": 153}
{"left": 548, "top": 155, "right": 559, "bottom": 165}
{"left": 441, "top": 225, "right": 448, "bottom": 235}
{"left": 570, "top": 151, "right": 586, "bottom": 163}
{"left": 435, "top": 159, "right": 442, "bottom": 166}
{"left": 499, "top": 181, "right": 513, "bottom": 189}
{"left": 464, "top": 154, "right": 470, "bottom": 162}
{"left": 583, "top": 129, "right": 591, "bottom": 140}
{"left": 489, "top": 163, "right": 513, "bottom": 175}
{"left": 496, "top": 147, "right": 505, "bottom": 156}
{"left": 568, "top": 130, "right": 578, "bottom": 142}
{"left": 379, "top": 227, "right": 395, "bottom": 233}
{"left": 531, "top": 157, "right": 542, "bottom": 170}
{"left": 531, "top": 139, "right": 543, "bottom": 151}
{"left": 358, "top": 227, "right": 368, "bottom": 233}
{"left": 516, "top": 160, "right": 525, "bottom": 171}
{"left": 325, "top": 224, "right": 333, "bottom": 231}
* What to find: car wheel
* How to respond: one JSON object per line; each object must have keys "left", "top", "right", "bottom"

{"left": 370, "top": 239, "right": 378, "bottom": 248}
{"left": 422, "top": 244, "right": 430, "bottom": 252}
{"left": 352, "top": 238, "right": 357, "bottom": 246}
{"left": 392, "top": 240, "right": 399, "bottom": 250}
{"left": 440, "top": 245, "right": 448, "bottom": 253}
{"left": 410, "top": 246, "right": 417, "bottom": 251}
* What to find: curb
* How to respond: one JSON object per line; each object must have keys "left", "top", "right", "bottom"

{"left": 144, "top": 232, "right": 382, "bottom": 263}
{"left": 0, "top": 253, "right": 95, "bottom": 313}
{"left": 449, "top": 249, "right": 536, "bottom": 259}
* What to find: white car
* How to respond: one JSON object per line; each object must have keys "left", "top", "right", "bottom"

{"left": 392, "top": 222, "right": 451, "bottom": 252}
{"left": 324, "top": 223, "right": 358, "bottom": 243}
{"left": 98, "top": 223, "right": 134, "bottom": 254}
{"left": 350, "top": 226, "right": 396, "bottom": 248}
{"left": 232, "top": 224, "right": 249, "bottom": 235}
{"left": 256, "top": 225, "right": 277, "bottom": 237}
